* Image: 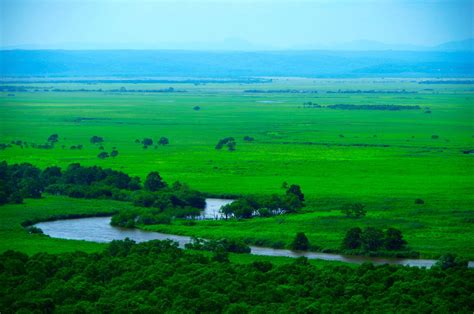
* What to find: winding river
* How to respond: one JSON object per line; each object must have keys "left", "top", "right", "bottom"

{"left": 34, "top": 198, "right": 473, "bottom": 268}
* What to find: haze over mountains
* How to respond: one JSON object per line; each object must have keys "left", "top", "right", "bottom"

{"left": 1, "top": 49, "right": 473, "bottom": 78}
{"left": 2, "top": 38, "right": 473, "bottom": 52}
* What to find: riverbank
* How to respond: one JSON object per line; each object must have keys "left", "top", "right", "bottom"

{"left": 0, "top": 196, "right": 348, "bottom": 267}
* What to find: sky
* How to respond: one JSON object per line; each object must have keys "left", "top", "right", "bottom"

{"left": 1, "top": 0, "right": 473, "bottom": 50}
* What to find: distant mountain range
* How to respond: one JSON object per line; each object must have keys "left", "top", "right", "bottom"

{"left": 2, "top": 38, "right": 473, "bottom": 52}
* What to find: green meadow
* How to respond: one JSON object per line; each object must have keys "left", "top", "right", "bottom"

{"left": 1, "top": 78, "right": 473, "bottom": 259}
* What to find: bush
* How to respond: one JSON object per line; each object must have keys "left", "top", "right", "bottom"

{"left": 291, "top": 232, "right": 310, "bottom": 251}
{"left": 341, "top": 203, "right": 366, "bottom": 218}
{"left": 435, "top": 253, "right": 468, "bottom": 270}
{"left": 415, "top": 198, "right": 425, "bottom": 204}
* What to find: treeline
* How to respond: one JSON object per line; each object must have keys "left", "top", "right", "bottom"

{"left": 326, "top": 89, "right": 417, "bottom": 94}
{"left": 419, "top": 80, "right": 474, "bottom": 84}
{"left": 1, "top": 239, "right": 472, "bottom": 313}
{"left": 244, "top": 89, "right": 318, "bottom": 94}
{"left": 2, "top": 78, "right": 271, "bottom": 84}
{"left": 0, "top": 162, "right": 205, "bottom": 222}
{"left": 0, "top": 86, "right": 185, "bottom": 93}
{"left": 326, "top": 104, "right": 421, "bottom": 111}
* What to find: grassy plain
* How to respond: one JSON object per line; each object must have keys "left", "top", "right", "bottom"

{"left": 1, "top": 78, "right": 473, "bottom": 259}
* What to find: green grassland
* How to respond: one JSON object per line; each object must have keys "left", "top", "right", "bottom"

{"left": 1, "top": 78, "right": 473, "bottom": 259}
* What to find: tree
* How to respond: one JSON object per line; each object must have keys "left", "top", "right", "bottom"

{"left": 215, "top": 137, "right": 235, "bottom": 150}
{"left": 291, "top": 232, "right": 310, "bottom": 251}
{"left": 158, "top": 137, "right": 169, "bottom": 146}
{"left": 47, "top": 134, "right": 59, "bottom": 144}
{"left": 286, "top": 184, "right": 304, "bottom": 203}
{"left": 384, "top": 228, "right": 407, "bottom": 250}
{"left": 97, "top": 152, "right": 109, "bottom": 159}
{"left": 142, "top": 138, "right": 153, "bottom": 146}
{"left": 144, "top": 171, "right": 167, "bottom": 191}
{"left": 243, "top": 136, "right": 254, "bottom": 142}
{"left": 193, "top": 106, "right": 201, "bottom": 111}
{"left": 343, "top": 227, "right": 363, "bottom": 249}
{"left": 110, "top": 150, "right": 119, "bottom": 158}
{"left": 361, "top": 227, "right": 384, "bottom": 251}
{"left": 90, "top": 136, "right": 104, "bottom": 144}
{"left": 341, "top": 203, "right": 366, "bottom": 218}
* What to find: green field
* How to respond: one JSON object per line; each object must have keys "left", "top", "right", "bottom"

{"left": 1, "top": 78, "right": 473, "bottom": 259}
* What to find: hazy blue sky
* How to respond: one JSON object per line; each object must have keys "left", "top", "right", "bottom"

{"left": 1, "top": 0, "right": 473, "bottom": 49}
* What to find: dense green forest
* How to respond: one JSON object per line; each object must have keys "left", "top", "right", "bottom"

{"left": 1, "top": 239, "right": 472, "bottom": 313}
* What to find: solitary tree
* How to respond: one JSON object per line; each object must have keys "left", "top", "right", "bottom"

{"left": 193, "top": 106, "right": 201, "bottom": 111}
{"left": 111, "top": 150, "right": 119, "bottom": 158}
{"left": 144, "top": 171, "right": 167, "bottom": 191}
{"left": 291, "top": 232, "right": 310, "bottom": 251}
{"left": 47, "top": 134, "right": 59, "bottom": 144}
{"left": 158, "top": 137, "right": 169, "bottom": 146}
{"left": 142, "top": 138, "right": 153, "bottom": 146}
{"left": 90, "top": 136, "right": 104, "bottom": 144}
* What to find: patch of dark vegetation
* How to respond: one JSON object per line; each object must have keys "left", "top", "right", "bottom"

{"left": 73, "top": 117, "right": 111, "bottom": 123}
{"left": 462, "top": 149, "right": 474, "bottom": 154}
{"left": 291, "top": 232, "right": 311, "bottom": 251}
{"left": 109, "top": 87, "right": 184, "bottom": 93}
{"left": 243, "top": 135, "right": 254, "bottom": 142}
{"left": 0, "top": 143, "right": 12, "bottom": 150}
{"left": 302, "top": 101, "right": 322, "bottom": 108}
{"left": 215, "top": 137, "right": 236, "bottom": 151}
{"left": 185, "top": 237, "right": 251, "bottom": 254}
{"left": 244, "top": 89, "right": 318, "bottom": 94}
{"left": 97, "top": 152, "right": 109, "bottom": 159}
{"left": 0, "top": 239, "right": 472, "bottom": 313}
{"left": 25, "top": 226, "right": 43, "bottom": 234}
{"left": 342, "top": 227, "right": 419, "bottom": 258}
{"left": 419, "top": 80, "right": 474, "bottom": 84}
{"left": 326, "top": 89, "right": 417, "bottom": 94}
{"left": 193, "top": 106, "right": 200, "bottom": 111}
{"left": 326, "top": 104, "right": 421, "bottom": 111}
{"left": 341, "top": 203, "right": 367, "bottom": 218}
{"left": 415, "top": 198, "right": 425, "bottom": 204}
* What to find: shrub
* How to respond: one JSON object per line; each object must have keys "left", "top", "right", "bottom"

{"left": 341, "top": 203, "right": 366, "bottom": 218}
{"left": 415, "top": 198, "right": 425, "bottom": 204}
{"left": 291, "top": 232, "right": 310, "bottom": 251}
